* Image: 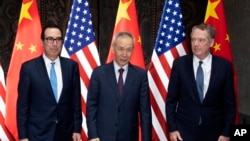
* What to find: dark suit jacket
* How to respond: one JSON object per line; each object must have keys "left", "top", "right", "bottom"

{"left": 17, "top": 55, "right": 82, "bottom": 141}
{"left": 86, "top": 62, "right": 152, "bottom": 141}
{"left": 165, "top": 54, "right": 236, "bottom": 141}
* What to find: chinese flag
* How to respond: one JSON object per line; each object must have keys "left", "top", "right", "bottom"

{"left": 204, "top": 0, "right": 239, "bottom": 123}
{"left": 106, "top": 0, "right": 145, "bottom": 69}
{"left": 5, "top": 0, "right": 43, "bottom": 140}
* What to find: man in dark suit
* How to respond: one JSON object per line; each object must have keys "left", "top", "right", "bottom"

{"left": 86, "top": 31, "right": 152, "bottom": 141}
{"left": 17, "top": 24, "right": 82, "bottom": 141}
{"left": 165, "top": 23, "right": 236, "bottom": 141}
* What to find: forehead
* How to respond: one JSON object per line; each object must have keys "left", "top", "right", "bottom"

{"left": 44, "top": 28, "right": 62, "bottom": 37}
{"left": 191, "top": 28, "right": 209, "bottom": 38}
{"left": 116, "top": 36, "right": 133, "bottom": 44}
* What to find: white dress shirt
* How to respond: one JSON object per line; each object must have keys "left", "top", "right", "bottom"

{"left": 43, "top": 54, "right": 63, "bottom": 102}
{"left": 113, "top": 61, "right": 128, "bottom": 84}
{"left": 193, "top": 54, "right": 212, "bottom": 99}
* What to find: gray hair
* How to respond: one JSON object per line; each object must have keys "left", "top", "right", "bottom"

{"left": 112, "top": 31, "right": 135, "bottom": 47}
{"left": 191, "top": 23, "right": 216, "bottom": 39}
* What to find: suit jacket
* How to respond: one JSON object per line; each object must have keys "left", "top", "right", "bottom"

{"left": 165, "top": 54, "right": 236, "bottom": 141}
{"left": 86, "top": 62, "right": 152, "bottom": 141}
{"left": 17, "top": 55, "right": 82, "bottom": 141}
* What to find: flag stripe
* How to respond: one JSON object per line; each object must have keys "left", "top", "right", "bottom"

{"left": 0, "top": 64, "right": 14, "bottom": 140}
{"left": 81, "top": 112, "right": 88, "bottom": 138}
{"left": 0, "top": 114, "right": 10, "bottom": 141}
{"left": 176, "top": 41, "right": 188, "bottom": 56}
{"left": 151, "top": 106, "right": 168, "bottom": 141}
{"left": 71, "top": 53, "right": 90, "bottom": 89}
{"left": 0, "top": 96, "right": 5, "bottom": 118}
{"left": 61, "top": 0, "right": 100, "bottom": 140}
{"left": 149, "top": 62, "right": 167, "bottom": 100}
{"left": 0, "top": 125, "right": 9, "bottom": 141}
{"left": 148, "top": 0, "right": 188, "bottom": 140}
{"left": 152, "top": 128, "right": 160, "bottom": 141}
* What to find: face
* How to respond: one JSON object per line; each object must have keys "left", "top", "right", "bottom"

{"left": 190, "top": 28, "right": 214, "bottom": 60}
{"left": 42, "top": 27, "right": 63, "bottom": 61}
{"left": 112, "top": 36, "right": 134, "bottom": 67}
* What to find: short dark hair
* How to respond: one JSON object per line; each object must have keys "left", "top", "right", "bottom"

{"left": 41, "top": 23, "right": 63, "bottom": 40}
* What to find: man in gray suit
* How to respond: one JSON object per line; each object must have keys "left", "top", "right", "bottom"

{"left": 86, "top": 31, "right": 152, "bottom": 141}
{"left": 17, "top": 24, "right": 82, "bottom": 141}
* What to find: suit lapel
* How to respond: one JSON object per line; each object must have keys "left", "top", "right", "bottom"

{"left": 187, "top": 55, "right": 202, "bottom": 103}
{"left": 58, "top": 57, "right": 66, "bottom": 103}
{"left": 106, "top": 62, "right": 121, "bottom": 101}
{"left": 203, "top": 55, "right": 216, "bottom": 102}
{"left": 36, "top": 56, "right": 57, "bottom": 103}
{"left": 119, "top": 64, "right": 136, "bottom": 103}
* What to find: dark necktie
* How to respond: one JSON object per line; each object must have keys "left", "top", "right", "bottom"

{"left": 118, "top": 68, "right": 124, "bottom": 95}
{"left": 50, "top": 62, "right": 57, "bottom": 102}
{"left": 196, "top": 61, "right": 204, "bottom": 102}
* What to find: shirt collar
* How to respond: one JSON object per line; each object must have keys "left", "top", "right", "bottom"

{"left": 43, "top": 54, "right": 60, "bottom": 66}
{"left": 113, "top": 61, "right": 128, "bottom": 72}
{"left": 193, "top": 53, "right": 212, "bottom": 65}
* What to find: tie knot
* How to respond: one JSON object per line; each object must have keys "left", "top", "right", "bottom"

{"left": 119, "top": 68, "right": 124, "bottom": 74}
{"left": 51, "top": 62, "right": 55, "bottom": 66}
{"left": 199, "top": 61, "right": 203, "bottom": 66}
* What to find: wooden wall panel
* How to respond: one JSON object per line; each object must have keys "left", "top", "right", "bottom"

{"left": 0, "top": 0, "right": 21, "bottom": 75}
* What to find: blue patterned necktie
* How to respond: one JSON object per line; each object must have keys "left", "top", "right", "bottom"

{"left": 118, "top": 68, "right": 124, "bottom": 95}
{"left": 196, "top": 61, "right": 204, "bottom": 102}
{"left": 50, "top": 62, "right": 57, "bottom": 102}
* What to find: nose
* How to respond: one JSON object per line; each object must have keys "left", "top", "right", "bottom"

{"left": 52, "top": 40, "right": 59, "bottom": 45}
{"left": 121, "top": 50, "right": 129, "bottom": 57}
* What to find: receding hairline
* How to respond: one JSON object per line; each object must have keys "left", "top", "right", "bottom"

{"left": 112, "top": 31, "right": 135, "bottom": 46}
{"left": 191, "top": 23, "right": 216, "bottom": 39}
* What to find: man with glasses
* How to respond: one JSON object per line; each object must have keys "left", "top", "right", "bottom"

{"left": 17, "top": 23, "right": 82, "bottom": 141}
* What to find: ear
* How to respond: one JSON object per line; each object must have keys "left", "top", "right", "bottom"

{"left": 210, "top": 39, "right": 215, "bottom": 47}
{"left": 41, "top": 39, "right": 44, "bottom": 46}
{"left": 111, "top": 45, "right": 115, "bottom": 53}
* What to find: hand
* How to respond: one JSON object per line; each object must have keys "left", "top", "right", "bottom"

{"left": 169, "top": 131, "right": 183, "bottom": 141}
{"left": 218, "top": 135, "right": 230, "bottom": 141}
{"left": 89, "top": 138, "right": 100, "bottom": 141}
{"left": 72, "top": 133, "right": 81, "bottom": 141}
{"left": 20, "top": 139, "right": 28, "bottom": 141}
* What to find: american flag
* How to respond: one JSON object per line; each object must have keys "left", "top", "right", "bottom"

{"left": 148, "top": 0, "right": 188, "bottom": 140}
{"left": 0, "top": 64, "right": 14, "bottom": 141}
{"left": 61, "top": 0, "right": 100, "bottom": 140}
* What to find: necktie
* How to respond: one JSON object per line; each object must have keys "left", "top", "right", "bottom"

{"left": 50, "top": 62, "right": 57, "bottom": 101}
{"left": 118, "top": 68, "right": 124, "bottom": 95}
{"left": 196, "top": 61, "right": 204, "bottom": 102}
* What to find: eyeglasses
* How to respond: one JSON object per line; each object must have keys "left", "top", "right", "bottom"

{"left": 45, "top": 37, "right": 63, "bottom": 44}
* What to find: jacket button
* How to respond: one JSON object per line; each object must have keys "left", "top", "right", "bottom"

{"left": 54, "top": 119, "right": 58, "bottom": 123}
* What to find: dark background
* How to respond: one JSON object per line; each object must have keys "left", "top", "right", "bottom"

{"left": 0, "top": 0, "right": 249, "bottom": 124}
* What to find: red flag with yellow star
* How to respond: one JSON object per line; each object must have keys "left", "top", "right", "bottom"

{"left": 106, "top": 0, "right": 145, "bottom": 69}
{"left": 5, "top": 0, "right": 43, "bottom": 139}
{"left": 204, "top": 0, "right": 239, "bottom": 123}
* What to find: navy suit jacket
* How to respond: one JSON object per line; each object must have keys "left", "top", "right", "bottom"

{"left": 86, "top": 62, "right": 152, "bottom": 141}
{"left": 166, "top": 54, "right": 236, "bottom": 141}
{"left": 17, "top": 55, "right": 82, "bottom": 141}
